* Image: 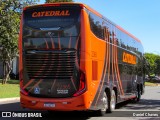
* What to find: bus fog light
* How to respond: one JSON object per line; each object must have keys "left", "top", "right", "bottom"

{"left": 62, "top": 102, "right": 68, "bottom": 104}
{"left": 32, "top": 101, "right": 37, "bottom": 104}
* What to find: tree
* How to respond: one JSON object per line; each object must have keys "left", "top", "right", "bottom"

{"left": 0, "top": 0, "right": 19, "bottom": 84}
{"left": 144, "top": 53, "right": 157, "bottom": 75}
{"left": 46, "top": 0, "right": 73, "bottom": 3}
{"left": 144, "top": 53, "right": 160, "bottom": 76}
{"left": 0, "top": 0, "right": 37, "bottom": 84}
{"left": 155, "top": 56, "right": 160, "bottom": 76}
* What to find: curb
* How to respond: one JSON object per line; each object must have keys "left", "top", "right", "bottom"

{"left": 145, "top": 83, "right": 160, "bottom": 87}
{"left": 0, "top": 97, "right": 20, "bottom": 103}
{"left": 145, "top": 84, "right": 160, "bottom": 87}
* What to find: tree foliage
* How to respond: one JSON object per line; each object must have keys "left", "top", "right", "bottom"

{"left": 46, "top": 0, "right": 73, "bottom": 3}
{"left": 0, "top": 0, "right": 37, "bottom": 84}
{"left": 155, "top": 56, "right": 160, "bottom": 76}
{"left": 144, "top": 53, "right": 160, "bottom": 76}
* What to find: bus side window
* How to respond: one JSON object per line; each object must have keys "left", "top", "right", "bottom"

{"left": 103, "top": 27, "right": 109, "bottom": 41}
{"left": 109, "top": 31, "right": 112, "bottom": 43}
{"left": 89, "top": 12, "right": 104, "bottom": 40}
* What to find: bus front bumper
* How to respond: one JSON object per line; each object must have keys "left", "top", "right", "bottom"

{"left": 20, "top": 93, "right": 89, "bottom": 111}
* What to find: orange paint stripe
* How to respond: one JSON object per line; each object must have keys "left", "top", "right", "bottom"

{"left": 108, "top": 30, "right": 111, "bottom": 83}
{"left": 51, "top": 80, "right": 56, "bottom": 91}
{"left": 71, "top": 77, "right": 77, "bottom": 91}
{"left": 28, "top": 79, "right": 43, "bottom": 92}
{"left": 106, "top": 30, "right": 109, "bottom": 84}
{"left": 113, "top": 31, "right": 123, "bottom": 95}
{"left": 70, "top": 54, "right": 79, "bottom": 91}
{"left": 44, "top": 38, "right": 49, "bottom": 49}
{"left": 58, "top": 33, "right": 61, "bottom": 49}
{"left": 50, "top": 37, "right": 55, "bottom": 49}
{"left": 23, "top": 79, "right": 34, "bottom": 89}
{"left": 115, "top": 37, "right": 124, "bottom": 95}
{"left": 112, "top": 33, "right": 115, "bottom": 84}
{"left": 68, "top": 33, "right": 72, "bottom": 48}
{"left": 75, "top": 34, "right": 80, "bottom": 49}
{"left": 113, "top": 33, "right": 121, "bottom": 93}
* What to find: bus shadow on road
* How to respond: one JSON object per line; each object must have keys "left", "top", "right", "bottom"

{"left": 44, "top": 111, "right": 94, "bottom": 119}
{"left": 120, "top": 99, "right": 160, "bottom": 110}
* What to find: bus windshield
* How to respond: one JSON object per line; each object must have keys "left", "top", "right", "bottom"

{"left": 23, "top": 6, "right": 81, "bottom": 50}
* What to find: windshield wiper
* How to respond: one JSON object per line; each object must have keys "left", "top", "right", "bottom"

{"left": 40, "top": 27, "right": 61, "bottom": 31}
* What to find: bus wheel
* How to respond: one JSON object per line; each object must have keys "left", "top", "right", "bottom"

{"left": 97, "top": 91, "right": 108, "bottom": 116}
{"left": 107, "top": 90, "right": 116, "bottom": 113}
{"left": 101, "top": 91, "right": 108, "bottom": 112}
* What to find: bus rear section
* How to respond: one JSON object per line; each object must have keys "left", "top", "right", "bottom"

{"left": 19, "top": 4, "right": 90, "bottom": 111}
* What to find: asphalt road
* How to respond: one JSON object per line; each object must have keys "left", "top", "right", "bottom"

{"left": 0, "top": 86, "right": 160, "bottom": 120}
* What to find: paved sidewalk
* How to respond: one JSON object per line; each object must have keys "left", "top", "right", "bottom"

{"left": 0, "top": 97, "right": 20, "bottom": 104}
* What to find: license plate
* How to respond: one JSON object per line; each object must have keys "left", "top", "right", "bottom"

{"left": 44, "top": 103, "right": 55, "bottom": 108}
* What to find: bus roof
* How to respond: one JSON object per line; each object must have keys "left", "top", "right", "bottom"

{"left": 24, "top": 2, "right": 141, "bottom": 43}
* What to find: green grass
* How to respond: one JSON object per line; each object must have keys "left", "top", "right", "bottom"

{"left": 0, "top": 79, "right": 20, "bottom": 98}
{"left": 145, "top": 81, "right": 159, "bottom": 86}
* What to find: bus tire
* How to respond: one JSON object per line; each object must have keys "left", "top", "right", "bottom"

{"left": 106, "top": 90, "right": 116, "bottom": 113}
{"left": 98, "top": 91, "right": 108, "bottom": 116}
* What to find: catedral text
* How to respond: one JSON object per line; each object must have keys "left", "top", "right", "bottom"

{"left": 123, "top": 52, "right": 136, "bottom": 64}
{"left": 32, "top": 10, "right": 70, "bottom": 17}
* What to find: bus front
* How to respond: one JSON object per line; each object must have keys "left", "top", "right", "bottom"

{"left": 19, "top": 3, "right": 87, "bottom": 111}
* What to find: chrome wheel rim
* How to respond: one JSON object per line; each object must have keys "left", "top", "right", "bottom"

{"left": 111, "top": 91, "right": 116, "bottom": 110}
{"left": 101, "top": 92, "right": 108, "bottom": 111}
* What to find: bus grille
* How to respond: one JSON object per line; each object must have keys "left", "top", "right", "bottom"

{"left": 24, "top": 51, "right": 77, "bottom": 79}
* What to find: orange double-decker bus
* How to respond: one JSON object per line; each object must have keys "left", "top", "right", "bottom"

{"left": 19, "top": 2, "right": 145, "bottom": 114}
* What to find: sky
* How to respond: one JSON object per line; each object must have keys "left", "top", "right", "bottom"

{"left": 38, "top": 0, "right": 160, "bottom": 54}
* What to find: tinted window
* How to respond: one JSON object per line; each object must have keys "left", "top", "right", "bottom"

{"left": 23, "top": 37, "right": 78, "bottom": 49}
{"left": 24, "top": 6, "right": 81, "bottom": 29}
{"left": 23, "top": 6, "right": 81, "bottom": 50}
{"left": 89, "top": 13, "right": 104, "bottom": 39}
